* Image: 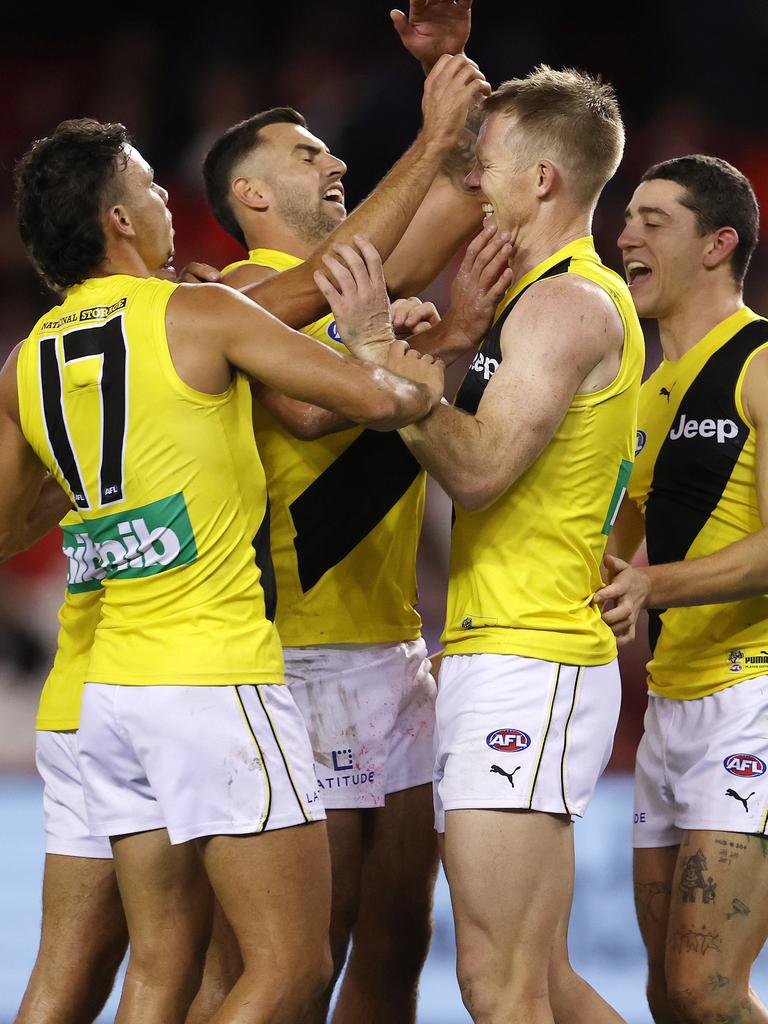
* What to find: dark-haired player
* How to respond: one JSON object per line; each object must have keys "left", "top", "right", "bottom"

{"left": 598, "top": 155, "right": 768, "bottom": 1024}
{"left": 201, "top": 5, "right": 507, "bottom": 1022}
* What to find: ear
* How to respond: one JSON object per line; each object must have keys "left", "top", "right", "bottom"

{"left": 104, "top": 203, "right": 135, "bottom": 240}
{"left": 231, "top": 176, "right": 271, "bottom": 213}
{"left": 535, "top": 160, "right": 557, "bottom": 199}
{"left": 702, "top": 226, "right": 739, "bottom": 272}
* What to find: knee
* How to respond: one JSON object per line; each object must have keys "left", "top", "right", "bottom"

{"left": 457, "top": 948, "right": 547, "bottom": 1023}
{"left": 362, "top": 905, "right": 433, "bottom": 975}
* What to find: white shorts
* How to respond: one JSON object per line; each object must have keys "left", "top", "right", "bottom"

{"left": 285, "top": 638, "right": 436, "bottom": 809}
{"left": 78, "top": 683, "right": 325, "bottom": 844}
{"left": 36, "top": 730, "right": 113, "bottom": 859}
{"left": 433, "top": 654, "right": 621, "bottom": 833}
{"left": 634, "top": 673, "right": 768, "bottom": 847}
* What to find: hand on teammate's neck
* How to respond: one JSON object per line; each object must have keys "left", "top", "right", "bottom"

{"left": 504, "top": 211, "right": 592, "bottom": 285}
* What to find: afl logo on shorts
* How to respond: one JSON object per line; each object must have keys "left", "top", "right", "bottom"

{"left": 635, "top": 430, "right": 647, "bottom": 456}
{"left": 723, "top": 753, "right": 767, "bottom": 778}
{"left": 327, "top": 320, "right": 341, "bottom": 342}
{"left": 486, "top": 729, "right": 531, "bottom": 753}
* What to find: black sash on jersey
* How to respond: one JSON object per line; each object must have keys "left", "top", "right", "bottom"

{"left": 289, "top": 432, "right": 421, "bottom": 593}
{"left": 252, "top": 499, "right": 277, "bottom": 622}
{"left": 645, "top": 319, "right": 768, "bottom": 651}
{"left": 455, "top": 257, "right": 571, "bottom": 415}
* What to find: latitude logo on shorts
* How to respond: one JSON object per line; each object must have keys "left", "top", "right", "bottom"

{"left": 62, "top": 492, "right": 197, "bottom": 590}
{"left": 723, "top": 753, "right": 767, "bottom": 778}
{"left": 486, "top": 729, "right": 531, "bottom": 753}
{"left": 331, "top": 748, "right": 354, "bottom": 771}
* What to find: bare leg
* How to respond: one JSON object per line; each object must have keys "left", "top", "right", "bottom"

{"left": 200, "top": 821, "right": 333, "bottom": 1024}
{"left": 15, "top": 855, "right": 128, "bottom": 1024}
{"left": 446, "top": 809, "right": 572, "bottom": 1024}
{"left": 300, "top": 811, "right": 364, "bottom": 1024}
{"left": 665, "top": 831, "right": 768, "bottom": 1023}
{"left": 186, "top": 901, "right": 243, "bottom": 1024}
{"left": 112, "top": 830, "right": 213, "bottom": 1024}
{"left": 548, "top": 831, "right": 626, "bottom": 1023}
{"left": 634, "top": 846, "right": 680, "bottom": 1023}
{"left": 333, "top": 783, "right": 439, "bottom": 1024}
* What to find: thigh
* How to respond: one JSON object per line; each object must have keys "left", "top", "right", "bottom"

{"left": 112, "top": 829, "right": 213, "bottom": 961}
{"left": 200, "top": 821, "right": 332, "bottom": 969}
{"left": 445, "top": 808, "right": 572, "bottom": 981}
{"left": 38, "top": 852, "right": 127, "bottom": 964}
{"left": 667, "top": 830, "right": 768, "bottom": 984}
{"left": 356, "top": 783, "right": 439, "bottom": 935}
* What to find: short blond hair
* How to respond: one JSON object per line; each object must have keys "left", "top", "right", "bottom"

{"left": 483, "top": 65, "right": 625, "bottom": 207}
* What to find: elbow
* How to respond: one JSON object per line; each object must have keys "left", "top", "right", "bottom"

{"left": 0, "top": 526, "right": 24, "bottom": 564}
{"left": 356, "top": 387, "right": 428, "bottom": 430}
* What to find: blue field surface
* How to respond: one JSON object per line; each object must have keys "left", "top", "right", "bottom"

{"left": 1, "top": 773, "right": 765, "bottom": 1024}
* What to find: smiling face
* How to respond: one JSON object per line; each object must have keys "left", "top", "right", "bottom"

{"left": 116, "top": 145, "right": 175, "bottom": 272}
{"left": 237, "top": 122, "right": 347, "bottom": 246}
{"left": 618, "top": 178, "right": 717, "bottom": 319}
{"left": 466, "top": 112, "right": 540, "bottom": 235}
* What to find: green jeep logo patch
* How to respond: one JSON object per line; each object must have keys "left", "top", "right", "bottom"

{"left": 63, "top": 492, "right": 197, "bottom": 591}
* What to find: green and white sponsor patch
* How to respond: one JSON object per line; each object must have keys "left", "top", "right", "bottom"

{"left": 63, "top": 492, "right": 197, "bottom": 591}
{"left": 601, "top": 459, "right": 633, "bottom": 536}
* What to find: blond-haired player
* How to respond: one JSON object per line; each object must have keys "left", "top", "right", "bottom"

{"left": 320, "top": 66, "right": 644, "bottom": 1023}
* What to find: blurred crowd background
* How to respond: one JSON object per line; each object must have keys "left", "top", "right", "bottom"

{"left": 1, "top": 3, "right": 767, "bottom": 1020}
{"left": 2, "top": 1, "right": 767, "bottom": 771}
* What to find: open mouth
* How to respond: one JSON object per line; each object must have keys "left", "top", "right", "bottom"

{"left": 626, "top": 260, "right": 652, "bottom": 288}
{"left": 482, "top": 203, "right": 495, "bottom": 216}
{"left": 322, "top": 186, "right": 345, "bottom": 206}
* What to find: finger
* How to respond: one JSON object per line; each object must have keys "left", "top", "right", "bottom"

{"left": 601, "top": 605, "right": 631, "bottom": 628}
{"left": 487, "top": 267, "right": 514, "bottom": 303}
{"left": 331, "top": 243, "right": 371, "bottom": 290}
{"left": 313, "top": 270, "right": 342, "bottom": 303}
{"left": 322, "top": 253, "right": 356, "bottom": 292}
{"left": 478, "top": 242, "right": 513, "bottom": 288}
{"left": 181, "top": 262, "right": 222, "bottom": 283}
{"left": 410, "top": 320, "right": 434, "bottom": 334}
{"left": 352, "top": 234, "right": 385, "bottom": 281}
{"left": 464, "top": 224, "right": 497, "bottom": 264}
{"left": 594, "top": 584, "right": 619, "bottom": 604}
{"left": 604, "top": 553, "right": 630, "bottom": 573}
{"left": 474, "top": 232, "right": 511, "bottom": 273}
{"left": 389, "top": 9, "right": 408, "bottom": 37}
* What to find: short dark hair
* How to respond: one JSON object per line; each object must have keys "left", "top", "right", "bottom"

{"left": 641, "top": 155, "right": 760, "bottom": 286}
{"left": 15, "top": 118, "right": 130, "bottom": 292}
{"left": 203, "top": 107, "right": 307, "bottom": 247}
{"left": 483, "top": 65, "right": 624, "bottom": 208}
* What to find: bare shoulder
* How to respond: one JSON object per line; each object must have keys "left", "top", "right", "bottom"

{"left": 167, "top": 281, "right": 258, "bottom": 323}
{"left": 741, "top": 344, "right": 768, "bottom": 428}
{"left": 222, "top": 263, "right": 277, "bottom": 290}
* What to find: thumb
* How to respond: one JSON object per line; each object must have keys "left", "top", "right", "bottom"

{"left": 604, "top": 553, "right": 629, "bottom": 574}
{"left": 390, "top": 9, "right": 409, "bottom": 37}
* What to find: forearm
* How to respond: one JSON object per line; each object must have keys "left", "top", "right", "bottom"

{"left": 644, "top": 528, "right": 768, "bottom": 608}
{"left": 406, "top": 313, "right": 478, "bottom": 366}
{"left": 243, "top": 134, "right": 445, "bottom": 328}
{"left": 399, "top": 403, "right": 492, "bottom": 506}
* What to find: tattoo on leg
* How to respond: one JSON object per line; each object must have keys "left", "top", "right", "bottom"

{"left": 672, "top": 925, "right": 721, "bottom": 955}
{"left": 715, "top": 837, "right": 749, "bottom": 865}
{"left": 709, "top": 974, "right": 730, "bottom": 991}
{"left": 714, "top": 999, "right": 755, "bottom": 1024}
{"left": 725, "top": 898, "right": 751, "bottom": 920}
{"left": 634, "top": 881, "right": 671, "bottom": 928}
{"left": 679, "top": 849, "right": 717, "bottom": 904}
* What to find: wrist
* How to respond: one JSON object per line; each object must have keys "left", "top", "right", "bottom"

{"left": 414, "top": 128, "right": 453, "bottom": 163}
{"left": 441, "top": 308, "right": 475, "bottom": 353}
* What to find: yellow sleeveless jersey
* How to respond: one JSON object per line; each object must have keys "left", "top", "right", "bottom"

{"left": 443, "top": 237, "right": 644, "bottom": 664}
{"left": 36, "top": 511, "right": 102, "bottom": 730}
{"left": 17, "top": 274, "right": 283, "bottom": 686}
{"left": 222, "top": 248, "right": 424, "bottom": 646}
{"left": 629, "top": 307, "right": 768, "bottom": 699}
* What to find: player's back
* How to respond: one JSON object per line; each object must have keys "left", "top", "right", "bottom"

{"left": 17, "top": 274, "right": 282, "bottom": 686}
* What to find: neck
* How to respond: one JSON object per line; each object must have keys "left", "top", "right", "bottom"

{"left": 505, "top": 208, "right": 591, "bottom": 283}
{"left": 657, "top": 280, "right": 744, "bottom": 361}
{"left": 243, "top": 221, "right": 316, "bottom": 261}
{"left": 94, "top": 244, "right": 152, "bottom": 280}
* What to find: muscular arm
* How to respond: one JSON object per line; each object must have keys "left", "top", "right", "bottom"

{"left": 0, "top": 346, "right": 51, "bottom": 562}
{"left": 398, "top": 277, "right": 624, "bottom": 510}
{"left": 23, "top": 475, "right": 72, "bottom": 549}
{"left": 166, "top": 284, "right": 436, "bottom": 430}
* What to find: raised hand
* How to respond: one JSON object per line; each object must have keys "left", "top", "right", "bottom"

{"left": 391, "top": 0, "right": 472, "bottom": 72}
{"left": 157, "top": 261, "right": 223, "bottom": 284}
{"left": 443, "top": 224, "right": 514, "bottom": 349}
{"left": 313, "top": 235, "right": 394, "bottom": 363}
{"left": 386, "top": 340, "right": 445, "bottom": 412}
{"left": 391, "top": 297, "right": 441, "bottom": 339}
{"left": 421, "top": 53, "right": 491, "bottom": 155}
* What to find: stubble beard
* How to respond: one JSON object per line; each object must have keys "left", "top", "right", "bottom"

{"left": 272, "top": 190, "right": 340, "bottom": 248}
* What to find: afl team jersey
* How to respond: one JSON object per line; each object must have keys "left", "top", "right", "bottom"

{"left": 36, "top": 511, "right": 102, "bottom": 730}
{"left": 443, "top": 237, "right": 644, "bottom": 665}
{"left": 17, "top": 274, "right": 283, "bottom": 686}
{"left": 222, "top": 248, "right": 424, "bottom": 646}
{"left": 628, "top": 307, "right": 768, "bottom": 700}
